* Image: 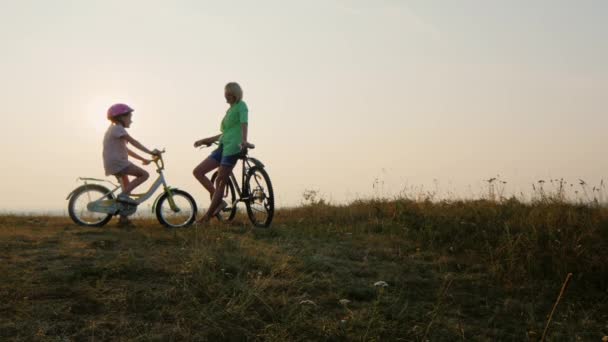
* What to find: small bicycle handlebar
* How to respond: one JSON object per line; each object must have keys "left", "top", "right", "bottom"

{"left": 152, "top": 149, "right": 166, "bottom": 170}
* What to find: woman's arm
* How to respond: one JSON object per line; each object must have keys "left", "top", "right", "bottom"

{"left": 239, "top": 102, "right": 250, "bottom": 149}
{"left": 194, "top": 134, "right": 222, "bottom": 147}
{"left": 240, "top": 123, "right": 254, "bottom": 149}
{"left": 241, "top": 123, "right": 248, "bottom": 145}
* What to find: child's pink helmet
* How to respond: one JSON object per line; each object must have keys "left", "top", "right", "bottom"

{"left": 107, "top": 103, "right": 134, "bottom": 120}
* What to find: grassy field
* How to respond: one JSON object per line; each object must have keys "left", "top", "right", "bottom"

{"left": 1, "top": 199, "right": 607, "bottom": 341}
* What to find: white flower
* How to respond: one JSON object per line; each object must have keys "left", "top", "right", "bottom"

{"left": 374, "top": 281, "right": 389, "bottom": 288}
{"left": 339, "top": 299, "right": 350, "bottom": 305}
{"left": 299, "top": 300, "right": 316, "bottom": 306}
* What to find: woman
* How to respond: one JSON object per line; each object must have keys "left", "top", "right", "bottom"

{"left": 193, "top": 82, "right": 252, "bottom": 223}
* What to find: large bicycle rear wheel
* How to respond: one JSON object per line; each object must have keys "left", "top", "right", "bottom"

{"left": 211, "top": 171, "right": 237, "bottom": 222}
{"left": 68, "top": 184, "right": 114, "bottom": 227}
{"left": 245, "top": 166, "right": 274, "bottom": 228}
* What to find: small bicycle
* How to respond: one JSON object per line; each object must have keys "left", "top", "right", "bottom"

{"left": 66, "top": 150, "right": 197, "bottom": 228}
{"left": 203, "top": 142, "right": 274, "bottom": 228}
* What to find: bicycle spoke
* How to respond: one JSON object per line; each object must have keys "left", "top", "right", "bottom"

{"left": 69, "top": 186, "right": 112, "bottom": 226}
{"left": 158, "top": 192, "right": 196, "bottom": 227}
{"left": 244, "top": 166, "right": 274, "bottom": 227}
{"left": 250, "top": 205, "right": 266, "bottom": 214}
{"left": 253, "top": 176, "right": 264, "bottom": 189}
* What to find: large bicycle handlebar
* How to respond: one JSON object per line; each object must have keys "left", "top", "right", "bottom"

{"left": 198, "top": 141, "right": 256, "bottom": 149}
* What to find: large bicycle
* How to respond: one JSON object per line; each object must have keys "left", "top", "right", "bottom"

{"left": 66, "top": 150, "right": 197, "bottom": 228}
{"left": 203, "top": 143, "right": 274, "bottom": 228}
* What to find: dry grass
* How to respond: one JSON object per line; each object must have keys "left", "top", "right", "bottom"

{"left": 1, "top": 198, "right": 607, "bottom": 340}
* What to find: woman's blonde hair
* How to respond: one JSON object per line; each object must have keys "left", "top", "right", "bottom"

{"left": 225, "top": 82, "right": 243, "bottom": 102}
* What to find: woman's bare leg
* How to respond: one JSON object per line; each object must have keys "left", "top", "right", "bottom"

{"left": 199, "top": 165, "right": 233, "bottom": 222}
{"left": 193, "top": 157, "right": 220, "bottom": 197}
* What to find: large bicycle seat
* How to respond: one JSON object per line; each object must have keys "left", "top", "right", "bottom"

{"left": 237, "top": 143, "right": 256, "bottom": 159}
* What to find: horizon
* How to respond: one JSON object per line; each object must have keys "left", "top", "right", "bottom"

{"left": 2, "top": 175, "right": 604, "bottom": 215}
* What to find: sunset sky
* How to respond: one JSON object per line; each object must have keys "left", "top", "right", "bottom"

{"left": 1, "top": 0, "right": 607, "bottom": 212}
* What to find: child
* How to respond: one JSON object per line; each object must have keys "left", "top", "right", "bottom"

{"left": 103, "top": 103, "right": 159, "bottom": 225}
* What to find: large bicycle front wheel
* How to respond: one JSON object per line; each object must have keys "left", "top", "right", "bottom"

{"left": 245, "top": 166, "right": 274, "bottom": 228}
{"left": 155, "top": 189, "right": 197, "bottom": 228}
{"left": 68, "top": 184, "right": 114, "bottom": 227}
{"left": 211, "top": 171, "right": 237, "bottom": 222}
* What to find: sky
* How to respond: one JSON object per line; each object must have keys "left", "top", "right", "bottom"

{"left": 1, "top": 0, "right": 607, "bottom": 212}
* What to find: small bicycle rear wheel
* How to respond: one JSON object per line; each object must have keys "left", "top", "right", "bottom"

{"left": 211, "top": 171, "right": 237, "bottom": 222}
{"left": 68, "top": 184, "right": 114, "bottom": 227}
{"left": 245, "top": 166, "right": 274, "bottom": 228}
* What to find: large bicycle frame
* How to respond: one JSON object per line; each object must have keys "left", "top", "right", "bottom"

{"left": 227, "top": 156, "right": 265, "bottom": 205}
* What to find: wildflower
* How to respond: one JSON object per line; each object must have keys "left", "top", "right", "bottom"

{"left": 339, "top": 299, "right": 350, "bottom": 306}
{"left": 299, "top": 300, "right": 316, "bottom": 306}
{"left": 374, "top": 281, "right": 388, "bottom": 288}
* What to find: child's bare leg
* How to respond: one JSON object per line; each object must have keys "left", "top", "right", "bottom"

{"left": 118, "top": 164, "right": 149, "bottom": 195}
{"left": 118, "top": 175, "right": 131, "bottom": 194}
{"left": 193, "top": 157, "right": 220, "bottom": 197}
{"left": 118, "top": 215, "right": 134, "bottom": 226}
{"left": 120, "top": 175, "right": 130, "bottom": 189}
{"left": 118, "top": 176, "right": 134, "bottom": 223}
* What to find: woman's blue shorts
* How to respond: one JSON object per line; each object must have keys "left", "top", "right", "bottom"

{"left": 210, "top": 145, "right": 239, "bottom": 167}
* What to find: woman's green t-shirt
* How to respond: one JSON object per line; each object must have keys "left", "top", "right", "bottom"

{"left": 219, "top": 101, "right": 248, "bottom": 156}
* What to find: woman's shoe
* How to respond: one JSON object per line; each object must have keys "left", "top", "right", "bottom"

{"left": 196, "top": 215, "right": 212, "bottom": 226}
{"left": 213, "top": 200, "right": 228, "bottom": 219}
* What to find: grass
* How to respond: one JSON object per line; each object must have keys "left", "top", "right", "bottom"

{"left": 1, "top": 198, "right": 607, "bottom": 341}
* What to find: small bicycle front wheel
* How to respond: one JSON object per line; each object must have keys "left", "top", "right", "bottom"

{"left": 155, "top": 189, "right": 197, "bottom": 228}
{"left": 245, "top": 166, "right": 274, "bottom": 228}
{"left": 68, "top": 184, "right": 114, "bottom": 227}
{"left": 211, "top": 171, "right": 237, "bottom": 222}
